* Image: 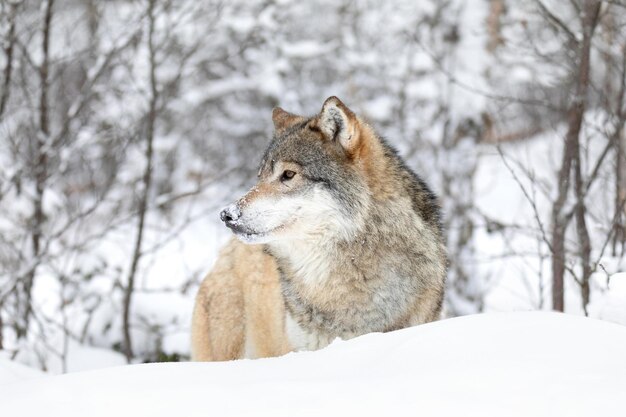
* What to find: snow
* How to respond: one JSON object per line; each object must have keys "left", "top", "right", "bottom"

{"left": 281, "top": 41, "right": 337, "bottom": 59}
{"left": 473, "top": 130, "right": 626, "bottom": 321}
{"left": 0, "top": 353, "right": 45, "bottom": 385}
{"left": 588, "top": 272, "right": 626, "bottom": 325}
{"left": 47, "top": 341, "right": 127, "bottom": 375}
{"left": 2, "top": 312, "right": 625, "bottom": 416}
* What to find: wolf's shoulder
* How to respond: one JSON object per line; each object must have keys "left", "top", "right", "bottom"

{"left": 379, "top": 138, "right": 442, "bottom": 233}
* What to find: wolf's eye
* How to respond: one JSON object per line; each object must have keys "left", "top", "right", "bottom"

{"left": 281, "top": 170, "right": 296, "bottom": 181}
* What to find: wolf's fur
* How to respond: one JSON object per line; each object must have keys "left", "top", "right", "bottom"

{"left": 192, "top": 97, "right": 447, "bottom": 361}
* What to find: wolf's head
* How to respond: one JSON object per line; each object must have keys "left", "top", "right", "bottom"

{"left": 220, "top": 96, "right": 375, "bottom": 244}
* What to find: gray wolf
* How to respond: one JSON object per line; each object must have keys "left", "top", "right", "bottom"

{"left": 191, "top": 96, "right": 447, "bottom": 360}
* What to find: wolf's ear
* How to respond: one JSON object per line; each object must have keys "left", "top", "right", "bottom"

{"left": 319, "top": 96, "right": 360, "bottom": 154}
{"left": 272, "top": 107, "right": 303, "bottom": 134}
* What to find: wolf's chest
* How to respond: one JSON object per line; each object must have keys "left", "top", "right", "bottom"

{"left": 284, "top": 312, "right": 335, "bottom": 351}
{"left": 271, "top": 240, "right": 420, "bottom": 340}
{"left": 278, "top": 264, "right": 407, "bottom": 340}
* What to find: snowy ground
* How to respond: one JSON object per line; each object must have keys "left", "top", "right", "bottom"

{"left": 2, "top": 312, "right": 625, "bottom": 417}
{"left": 0, "top": 352, "right": 44, "bottom": 386}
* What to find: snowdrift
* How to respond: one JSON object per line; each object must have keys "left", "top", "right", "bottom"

{"left": 0, "top": 354, "right": 44, "bottom": 386}
{"left": 2, "top": 312, "right": 625, "bottom": 417}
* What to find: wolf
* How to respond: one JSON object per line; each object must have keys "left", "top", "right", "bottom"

{"left": 191, "top": 97, "right": 447, "bottom": 361}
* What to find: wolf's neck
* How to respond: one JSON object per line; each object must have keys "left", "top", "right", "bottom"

{"left": 268, "top": 233, "right": 351, "bottom": 285}
{"left": 266, "top": 205, "right": 396, "bottom": 287}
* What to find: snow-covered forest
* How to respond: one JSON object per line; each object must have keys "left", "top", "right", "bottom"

{"left": 1, "top": 0, "right": 626, "bottom": 377}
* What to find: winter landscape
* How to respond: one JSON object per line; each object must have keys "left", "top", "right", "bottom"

{"left": 1, "top": 0, "right": 626, "bottom": 415}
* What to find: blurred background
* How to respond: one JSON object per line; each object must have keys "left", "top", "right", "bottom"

{"left": 1, "top": 0, "right": 625, "bottom": 373}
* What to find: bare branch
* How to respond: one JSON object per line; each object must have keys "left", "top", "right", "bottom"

{"left": 534, "top": 0, "right": 579, "bottom": 46}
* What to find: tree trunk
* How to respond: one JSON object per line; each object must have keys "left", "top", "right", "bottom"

{"left": 18, "top": 0, "right": 54, "bottom": 338}
{"left": 550, "top": 0, "right": 600, "bottom": 312}
{"left": 122, "top": 0, "right": 158, "bottom": 362}
{"left": 613, "top": 47, "right": 626, "bottom": 255}
{"left": 0, "top": 2, "right": 18, "bottom": 118}
{"left": 486, "top": 0, "right": 505, "bottom": 52}
{"left": 574, "top": 136, "right": 592, "bottom": 314}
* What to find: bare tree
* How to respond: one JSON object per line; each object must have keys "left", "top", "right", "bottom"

{"left": 122, "top": 0, "right": 158, "bottom": 362}
{"left": 487, "top": 0, "right": 626, "bottom": 313}
{"left": 15, "top": 0, "right": 55, "bottom": 338}
{"left": 0, "top": 0, "right": 18, "bottom": 118}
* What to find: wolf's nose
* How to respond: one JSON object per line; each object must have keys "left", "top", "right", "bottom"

{"left": 220, "top": 205, "right": 241, "bottom": 223}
